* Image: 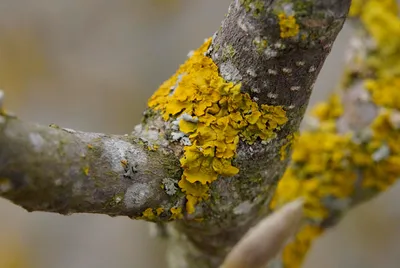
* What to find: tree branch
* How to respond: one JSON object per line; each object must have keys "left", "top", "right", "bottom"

{"left": 162, "top": 0, "right": 350, "bottom": 267}
{"left": 271, "top": 1, "right": 400, "bottom": 267}
{"left": 0, "top": 0, "right": 352, "bottom": 267}
{"left": 0, "top": 114, "right": 181, "bottom": 218}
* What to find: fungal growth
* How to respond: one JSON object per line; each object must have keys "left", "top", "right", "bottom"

{"left": 148, "top": 39, "right": 287, "bottom": 214}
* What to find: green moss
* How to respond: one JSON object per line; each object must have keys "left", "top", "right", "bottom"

{"left": 292, "top": 0, "right": 313, "bottom": 17}
{"left": 253, "top": 37, "right": 268, "bottom": 54}
{"left": 57, "top": 140, "right": 66, "bottom": 157}
{"left": 241, "top": 0, "right": 266, "bottom": 18}
{"left": 104, "top": 193, "right": 125, "bottom": 209}
{"left": 222, "top": 44, "right": 236, "bottom": 61}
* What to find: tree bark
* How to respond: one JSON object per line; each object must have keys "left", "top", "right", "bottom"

{"left": 271, "top": 1, "right": 400, "bottom": 267}
{"left": 0, "top": 1, "right": 352, "bottom": 268}
{"left": 0, "top": 115, "right": 180, "bottom": 218}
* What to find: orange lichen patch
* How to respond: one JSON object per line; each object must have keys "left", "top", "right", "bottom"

{"left": 278, "top": 13, "right": 300, "bottom": 38}
{"left": 148, "top": 38, "right": 287, "bottom": 213}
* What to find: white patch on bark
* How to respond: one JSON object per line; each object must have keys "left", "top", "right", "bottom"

{"left": 264, "top": 47, "right": 278, "bottom": 59}
{"left": 237, "top": 14, "right": 255, "bottom": 32}
{"left": 282, "top": 3, "right": 294, "bottom": 16}
{"left": 63, "top": 128, "right": 76, "bottom": 134}
{"left": 233, "top": 201, "right": 254, "bottom": 215}
{"left": 246, "top": 68, "right": 257, "bottom": 77}
{"left": 102, "top": 139, "right": 147, "bottom": 173}
{"left": 124, "top": 183, "right": 151, "bottom": 209}
{"left": 29, "top": 133, "right": 45, "bottom": 152}
{"left": 162, "top": 178, "right": 178, "bottom": 196}
{"left": 282, "top": 68, "right": 292, "bottom": 74}
{"left": 170, "top": 74, "right": 185, "bottom": 96}
{"left": 220, "top": 62, "right": 243, "bottom": 82}
{"left": 274, "top": 42, "right": 285, "bottom": 50}
{"left": 180, "top": 113, "right": 199, "bottom": 123}
{"left": 267, "top": 93, "right": 278, "bottom": 99}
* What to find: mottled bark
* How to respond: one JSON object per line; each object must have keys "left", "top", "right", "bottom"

{"left": 271, "top": 1, "right": 400, "bottom": 266}
{"left": 0, "top": 1, "right": 353, "bottom": 268}
{"left": 0, "top": 115, "right": 180, "bottom": 218}
{"left": 167, "top": 1, "right": 351, "bottom": 267}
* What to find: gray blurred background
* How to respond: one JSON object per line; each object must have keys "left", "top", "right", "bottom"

{"left": 1, "top": 1, "right": 400, "bottom": 267}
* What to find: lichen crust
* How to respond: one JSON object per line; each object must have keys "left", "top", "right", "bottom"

{"left": 148, "top": 38, "right": 287, "bottom": 214}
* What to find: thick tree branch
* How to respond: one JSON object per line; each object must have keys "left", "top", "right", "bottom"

{"left": 271, "top": 1, "right": 400, "bottom": 267}
{"left": 163, "top": 0, "right": 350, "bottom": 267}
{"left": 0, "top": 1, "right": 352, "bottom": 268}
{"left": 0, "top": 114, "right": 181, "bottom": 218}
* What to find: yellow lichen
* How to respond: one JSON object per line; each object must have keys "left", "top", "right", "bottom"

{"left": 281, "top": 225, "right": 323, "bottom": 268}
{"left": 170, "top": 207, "right": 184, "bottom": 220}
{"left": 278, "top": 13, "right": 300, "bottom": 38}
{"left": 148, "top": 38, "right": 287, "bottom": 213}
{"left": 120, "top": 159, "right": 128, "bottom": 169}
{"left": 311, "top": 94, "right": 343, "bottom": 121}
{"left": 280, "top": 133, "right": 298, "bottom": 161}
{"left": 141, "top": 208, "right": 156, "bottom": 221}
{"left": 156, "top": 207, "right": 164, "bottom": 216}
{"left": 272, "top": 1, "right": 400, "bottom": 267}
{"left": 365, "top": 78, "right": 400, "bottom": 109}
{"left": 83, "top": 166, "right": 90, "bottom": 176}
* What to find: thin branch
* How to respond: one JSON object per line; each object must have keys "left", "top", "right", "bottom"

{"left": 221, "top": 199, "right": 303, "bottom": 268}
{"left": 0, "top": 114, "right": 180, "bottom": 218}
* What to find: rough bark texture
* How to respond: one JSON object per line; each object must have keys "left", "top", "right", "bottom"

{"left": 0, "top": 1, "right": 355, "bottom": 268}
{"left": 270, "top": 1, "right": 400, "bottom": 267}
{"left": 0, "top": 115, "right": 180, "bottom": 218}
{"left": 165, "top": 1, "right": 351, "bottom": 267}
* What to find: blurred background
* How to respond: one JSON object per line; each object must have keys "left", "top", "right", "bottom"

{"left": 1, "top": 1, "right": 400, "bottom": 267}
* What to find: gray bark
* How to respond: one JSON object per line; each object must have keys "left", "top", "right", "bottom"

{"left": 165, "top": 0, "right": 351, "bottom": 267}
{"left": 0, "top": 1, "right": 352, "bottom": 268}
{"left": 0, "top": 115, "right": 180, "bottom": 218}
